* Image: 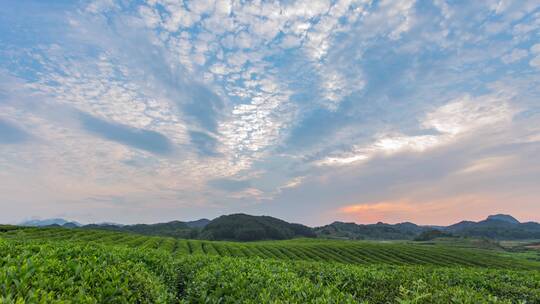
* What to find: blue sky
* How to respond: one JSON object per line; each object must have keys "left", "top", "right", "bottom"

{"left": 0, "top": 0, "right": 539, "bottom": 225}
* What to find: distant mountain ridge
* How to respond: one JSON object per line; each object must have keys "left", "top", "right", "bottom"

{"left": 486, "top": 214, "right": 520, "bottom": 224}
{"left": 315, "top": 221, "right": 429, "bottom": 240}
{"left": 317, "top": 214, "right": 540, "bottom": 240}
{"left": 20, "top": 218, "right": 81, "bottom": 227}
{"left": 15, "top": 213, "right": 540, "bottom": 241}
{"left": 82, "top": 219, "right": 212, "bottom": 239}
{"left": 444, "top": 214, "right": 540, "bottom": 240}
{"left": 186, "top": 218, "right": 211, "bottom": 228}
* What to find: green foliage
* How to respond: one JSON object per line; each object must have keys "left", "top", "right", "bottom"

{"left": 169, "top": 254, "right": 540, "bottom": 303}
{"left": 446, "top": 218, "right": 540, "bottom": 240}
{"left": 0, "top": 239, "right": 179, "bottom": 303}
{"left": 2, "top": 227, "right": 538, "bottom": 269}
{"left": 316, "top": 221, "right": 427, "bottom": 240}
{"left": 200, "top": 214, "right": 316, "bottom": 241}
{"left": 413, "top": 229, "right": 453, "bottom": 241}
{"left": 1, "top": 228, "right": 540, "bottom": 303}
{"left": 289, "top": 259, "right": 540, "bottom": 303}
{"left": 46, "top": 214, "right": 316, "bottom": 242}
{"left": 0, "top": 226, "right": 19, "bottom": 233}
{"left": 82, "top": 221, "right": 201, "bottom": 239}
{"left": 177, "top": 256, "right": 355, "bottom": 303}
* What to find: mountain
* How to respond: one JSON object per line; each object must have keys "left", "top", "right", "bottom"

{"left": 82, "top": 220, "right": 199, "bottom": 238}
{"left": 19, "top": 213, "right": 540, "bottom": 241}
{"left": 79, "top": 215, "right": 312, "bottom": 241}
{"left": 317, "top": 214, "right": 540, "bottom": 241}
{"left": 315, "top": 221, "right": 429, "bottom": 240}
{"left": 200, "top": 214, "right": 316, "bottom": 241}
{"left": 486, "top": 214, "right": 520, "bottom": 224}
{"left": 20, "top": 218, "right": 81, "bottom": 227}
{"left": 62, "top": 222, "right": 80, "bottom": 228}
{"left": 414, "top": 229, "right": 454, "bottom": 241}
{"left": 444, "top": 215, "right": 540, "bottom": 240}
{"left": 445, "top": 220, "right": 477, "bottom": 232}
{"left": 185, "top": 219, "right": 210, "bottom": 228}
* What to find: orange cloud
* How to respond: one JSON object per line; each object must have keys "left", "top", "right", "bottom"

{"left": 335, "top": 195, "right": 529, "bottom": 225}
{"left": 339, "top": 200, "right": 418, "bottom": 223}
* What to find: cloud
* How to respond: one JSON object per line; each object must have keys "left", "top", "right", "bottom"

{"left": 336, "top": 196, "right": 502, "bottom": 225}
{"left": 181, "top": 83, "right": 224, "bottom": 133}
{"left": 317, "top": 95, "right": 515, "bottom": 166}
{"left": 284, "top": 108, "right": 346, "bottom": 151}
{"left": 188, "top": 130, "right": 220, "bottom": 157}
{"left": 1, "top": 0, "right": 540, "bottom": 225}
{"left": 501, "top": 48, "right": 528, "bottom": 64}
{"left": 79, "top": 112, "right": 173, "bottom": 155}
{"left": 207, "top": 178, "right": 251, "bottom": 192}
{"left": 339, "top": 200, "right": 418, "bottom": 223}
{"left": 422, "top": 96, "right": 513, "bottom": 135}
{"left": 456, "top": 156, "right": 515, "bottom": 175}
{"left": 0, "top": 119, "right": 30, "bottom": 144}
{"left": 530, "top": 43, "right": 540, "bottom": 69}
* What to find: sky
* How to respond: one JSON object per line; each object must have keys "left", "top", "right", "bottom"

{"left": 0, "top": 0, "right": 539, "bottom": 226}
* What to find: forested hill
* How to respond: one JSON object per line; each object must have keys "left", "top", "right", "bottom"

{"left": 315, "top": 221, "right": 429, "bottom": 240}
{"left": 200, "top": 214, "right": 316, "bottom": 241}
{"left": 445, "top": 214, "right": 540, "bottom": 239}
{"left": 316, "top": 214, "right": 540, "bottom": 241}
{"left": 59, "top": 214, "right": 314, "bottom": 241}
{"left": 17, "top": 213, "right": 540, "bottom": 241}
{"left": 82, "top": 220, "right": 205, "bottom": 239}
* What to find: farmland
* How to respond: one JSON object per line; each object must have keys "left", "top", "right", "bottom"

{"left": 2, "top": 227, "right": 538, "bottom": 269}
{"left": 1, "top": 227, "right": 540, "bottom": 303}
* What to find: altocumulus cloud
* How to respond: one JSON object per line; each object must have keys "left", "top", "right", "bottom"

{"left": 79, "top": 112, "right": 173, "bottom": 155}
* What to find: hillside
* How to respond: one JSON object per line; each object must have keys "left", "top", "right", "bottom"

{"left": 487, "top": 214, "right": 520, "bottom": 224}
{"left": 446, "top": 217, "right": 540, "bottom": 240}
{"left": 2, "top": 235, "right": 539, "bottom": 303}
{"left": 74, "top": 214, "right": 314, "bottom": 241}
{"left": 82, "top": 220, "right": 200, "bottom": 238}
{"left": 2, "top": 226, "right": 540, "bottom": 303}
{"left": 318, "top": 215, "right": 540, "bottom": 241}
{"left": 315, "top": 221, "right": 428, "bottom": 240}
{"left": 200, "top": 214, "right": 316, "bottom": 241}
{"left": 14, "top": 213, "right": 540, "bottom": 241}
{"left": 2, "top": 227, "right": 537, "bottom": 269}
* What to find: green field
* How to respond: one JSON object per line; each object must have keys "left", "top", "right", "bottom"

{"left": 1, "top": 227, "right": 540, "bottom": 303}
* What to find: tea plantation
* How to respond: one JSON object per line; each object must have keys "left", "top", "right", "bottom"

{"left": 1, "top": 227, "right": 539, "bottom": 303}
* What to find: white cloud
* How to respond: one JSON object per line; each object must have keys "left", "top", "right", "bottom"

{"left": 215, "top": 0, "right": 232, "bottom": 16}
{"left": 360, "top": 0, "right": 417, "bottom": 40}
{"left": 530, "top": 43, "right": 540, "bottom": 69}
{"left": 281, "top": 35, "right": 302, "bottom": 48}
{"left": 318, "top": 95, "right": 515, "bottom": 166}
{"left": 139, "top": 6, "right": 161, "bottom": 28}
{"left": 187, "top": 0, "right": 215, "bottom": 15}
{"left": 501, "top": 48, "right": 528, "bottom": 64}
{"left": 422, "top": 96, "right": 513, "bottom": 135}
{"left": 530, "top": 56, "right": 540, "bottom": 69}
{"left": 85, "top": 0, "right": 117, "bottom": 14}
{"left": 234, "top": 31, "right": 257, "bottom": 49}
{"left": 387, "top": 0, "right": 416, "bottom": 40}
{"left": 457, "top": 156, "right": 514, "bottom": 175}
{"left": 163, "top": 4, "right": 200, "bottom": 30}
{"left": 3, "top": 0, "right": 540, "bottom": 223}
